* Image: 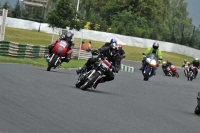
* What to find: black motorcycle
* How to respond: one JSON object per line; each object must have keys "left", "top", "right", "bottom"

{"left": 75, "top": 52, "right": 114, "bottom": 90}
{"left": 194, "top": 92, "right": 200, "bottom": 115}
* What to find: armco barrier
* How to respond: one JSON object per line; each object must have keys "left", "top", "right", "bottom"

{"left": 0, "top": 40, "right": 92, "bottom": 60}
{"left": 0, "top": 40, "right": 49, "bottom": 58}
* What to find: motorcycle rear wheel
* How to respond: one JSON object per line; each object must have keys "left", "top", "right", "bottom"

{"left": 80, "top": 73, "right": 100, "bottom": 90}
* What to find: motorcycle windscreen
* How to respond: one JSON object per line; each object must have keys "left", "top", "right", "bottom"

{"left": 146, "top": 54, "right": 157, "bottom": 60}
{"left": 53, "top": 40, "right": 68, "bottom": 56}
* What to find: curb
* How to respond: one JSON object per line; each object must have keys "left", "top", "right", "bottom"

{"left": 120, "top": 64, "right": 134, "bottom": 73}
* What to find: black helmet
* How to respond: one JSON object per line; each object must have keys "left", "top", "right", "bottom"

{"left": 167, "top": 60, "right": 171, "bottom": 64}
{"left": 153, "top": 42, "right": 159, "bottom": 50}
{"left": 184, "top": 59, "right": 187, "bottom": 63}
{"left": 65, "top": 31, "right": 73, "bottom": 39}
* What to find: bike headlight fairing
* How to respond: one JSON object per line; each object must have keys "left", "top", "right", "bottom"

{"left": 150, "top": 60, "right": 157, "bottom": 66}
{"left": 58, "top": 47, "right": 63, "bottom": 53}
{"left": 146, "top": 58, "right": 151, "bottom": 63}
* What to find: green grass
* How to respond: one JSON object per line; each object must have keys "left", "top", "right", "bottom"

{"left": 0, "top": 56, "right": 86, "bottom": 68}
{"left": 2, "top": 26, "right": 195, "bottom": 67}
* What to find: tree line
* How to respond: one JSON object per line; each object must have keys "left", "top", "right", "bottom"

{"left": 1, "top": 0, "right": 200, "bottom": 49}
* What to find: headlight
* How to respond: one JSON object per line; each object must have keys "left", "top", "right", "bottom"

{"left": 58, "top": 47, "right": 63, "bottom": 52}
{"left": 150, "top": 60, "right": 157, "bottom": 66}
{"left": 146, "top": 58, "right": 151, "bottom": 63}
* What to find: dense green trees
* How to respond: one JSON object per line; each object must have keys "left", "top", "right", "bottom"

{"left": 46, "top": 0, "right": 82, "bottom": 29}
{"left": 77, "top": 0, "right": 199, "bottom": 48}
{"left": 1, "top": 0, "right": 200, "bottom": 49}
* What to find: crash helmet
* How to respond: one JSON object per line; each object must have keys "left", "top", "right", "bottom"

{"left": 110, "top": 38, "right": 117, "bottom": 44}
{"left": 65, "top": 31, "right": 73, "bottom": 41}
{"left": 184, "top": 59, "right": 187, "bottom": 63}
{"left": 167, "top": 60, "right": 171, "bottom": 64}
{"left": 119, "top": 44, "right": 122, "bottom": 50}
{"left": 109, "top": 42, "right": 119, "bottom": 56}
{"left": 152, "top": 42, "right": 159, "bottom": 50}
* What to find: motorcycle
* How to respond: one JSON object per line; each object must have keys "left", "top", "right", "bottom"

{"left": 167, "top": 65, "right": 179, "bottom": 78}
{"left": 75, "top": 52, "right": 114, "bottom": 90}
{"left": 183, "top": 65, "right": 189, "bottom": 77}
{"left": 46, "top": 40, "right": 69, "bottom": 71}
{"left": 142, "top": 53, "right": 160, "bottom": 81}
{"left": 187, "top": 65, "right": 196, "bottom": 81}
{"left": 194, "top": 92, "right": 200, "bottom": 115}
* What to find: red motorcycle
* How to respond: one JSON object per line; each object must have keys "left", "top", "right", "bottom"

{"left": 167, "top": 65, "right": 179, "bottom": 78}
{"left": 187, "top": 65, "right": 196, "bottom": 81}
{"left": 46, "top": 40, "right": 69, "bottom": 71}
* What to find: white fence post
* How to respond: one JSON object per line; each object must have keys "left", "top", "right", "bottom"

{"left": 0, "top": 9, "right": 8, "bottom": 41}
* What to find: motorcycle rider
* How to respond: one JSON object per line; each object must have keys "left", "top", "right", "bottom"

{"left": 98, "top": 38, "right": 118, "bottom": 49}
{"left": 162, "top": 60, "right": 173, "bottom": 75}
{"left": 139, "top": 42, "right": 162, "bottom": 75}
{"left": 162, "top": 61, "right": 167, "bottom": 74}
{"left": 182, "top": 59, "right": 190, "bottom": 76}
{"left": 46, "top": 31, "right": 75, "bottom": 63}
{"left": 190, "top": 58, "right": 200, "bottom": 78}
{"left": 99, "top": 38, "right": 125, "bottom": 61}
{"left": 76, "top": 40, "right": 121, "bottom": 89}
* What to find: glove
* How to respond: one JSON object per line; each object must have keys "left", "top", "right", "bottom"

{"left": 158, "top": 60, "right": 162, "bottom": 63}
{"left": 91, "top": 50, "right": 99, "bottom": 55}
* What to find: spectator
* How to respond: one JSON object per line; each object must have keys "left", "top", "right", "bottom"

{"left": 79, "top": 41, "right": 85, "bottom": 50}
{"left": 85, "top": 41, "right": 92, "bottom": 52}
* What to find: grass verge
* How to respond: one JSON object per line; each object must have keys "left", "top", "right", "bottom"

{"left": 2, "top": 26, "right": 195, "bottom": 67}
{"left": 0, "top": 56, "right": 86, "bottom": 69}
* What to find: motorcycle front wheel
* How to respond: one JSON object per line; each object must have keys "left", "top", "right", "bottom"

{"left": 80, "top": 73, "right": 100, "bottom": 90}
{"left": 143, "top": 67, "right": 150, "bottom": 81}
{"left": 194, "top": 105, "right": 200, "bottom": 114}
{"left": 75, "top": 77, "right": 85, "bottom": 88}
{"left": 175, "top": 72, "right": 179, "bottom": 78}
{"left": 47, "top": 54, "right": 58, "bottom": 71}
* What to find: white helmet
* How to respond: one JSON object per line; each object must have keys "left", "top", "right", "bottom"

{"left": 163, "top": 61, "right": 166, "bottom": 64}
{"left": 195, "top": 58, "right": 199, "bottom": 61}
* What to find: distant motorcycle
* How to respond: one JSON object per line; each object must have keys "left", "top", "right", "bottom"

{"left": 194, "top": 92, "right": 200, "bottom": 115}
{"left": 167, "top": 65, "right": 179, "bottom": 78}
{"left": 187, "top": 65, "right": 196, "bottom": 81}
{"left": 183, "top": 65, "right": 189, "bottom": 77}
{"left": 46, "top": 40, "right": 69, "bottom": 71}
{"left": 142, "top": 53, "right": 160, "bottom": 81}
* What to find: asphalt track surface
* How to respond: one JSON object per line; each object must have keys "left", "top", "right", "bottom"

{"left": 0, "top": 60, "right": 199, "bottom": 133}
